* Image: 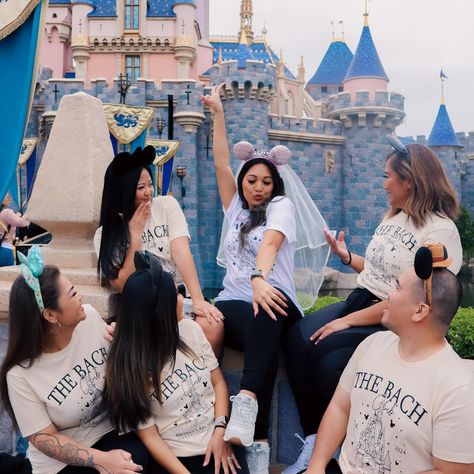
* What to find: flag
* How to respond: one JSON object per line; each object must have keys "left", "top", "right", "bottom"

{"left": 440, "top": 69, "right": 448, "bottom": 80}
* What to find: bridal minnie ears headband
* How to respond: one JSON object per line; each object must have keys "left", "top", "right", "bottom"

{"left": 233, "top": 141, "right": 292, "bottom": 166}
{"left": 18, "top": 245, "right": 45, "bottom": 314}
{"left": 414, "top": 243, "right": 452, "bottom": 307}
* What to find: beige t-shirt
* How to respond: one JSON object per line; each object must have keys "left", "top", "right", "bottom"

{"left": 357, "top": 212, "right": 462, "bottom": 299}
{"left": 140, "top": 319, "right": 219, "bottom": 457}
{"left": 94, "top": 195, "right": 190, "bottom": 283}
{"left": 7, "top": 305, "right": 113, "bottom": 474}
{"left": 338, "top": 331, "right": 474, "bottom": 473}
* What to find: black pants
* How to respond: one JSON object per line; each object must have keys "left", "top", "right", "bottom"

{"left": 151, "top": 446, "right": 249, "bottom": 474}
{"left": 216, "top": 291, "right": 302, "bottom": 440}
{"left": 58, "top": 430, "right": 149, "bottom": 473}
{"left": 285, "top": 288, "right": 384, "bottom": 436}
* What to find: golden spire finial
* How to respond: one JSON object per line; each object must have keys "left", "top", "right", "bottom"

{"left": 297, "top": 56, "right": 305, "bottom": 81}
{"left": 364, "top": 0, "right": 369, "bottom": 26}
{"left": 239, "top": 29, "right": 248, "bottom": 45}
{"left": 239, "top": 0, "right": 254, "bottom": 45}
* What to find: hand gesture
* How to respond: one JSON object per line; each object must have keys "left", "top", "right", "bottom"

{"left": 103, "top": 321, "right": 116, "bottom": 343}
{"left": 324, "top": 229, "right": 350, "bottom": 263}
{"left": 96, "top": 449, "right": 142, "bottom": 473}
{"left": 200, "top": 83, "right": 225, "bottom": 116}
{"left": 310, "top": 318, "right": 351, "bottom": 344}
{"left": 128, "top": 202, "right": 150, "bottom": 242}
{"left": 193, "top": 299, "right": 225, "bottom": 324}
{"left": 251, "top": 278, "right": 288, "bottom": 320}
{"left": 204, "top": 430, "right": 241, "bottom": 474}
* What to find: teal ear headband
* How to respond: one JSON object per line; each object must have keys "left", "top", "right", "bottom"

{"left": 18, "top": 245, "right": 45, "bottom": 314}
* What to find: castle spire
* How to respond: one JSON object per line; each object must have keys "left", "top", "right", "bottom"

{"left": 364, "top": 0, "right": 369, "bottom": 26}
{"left": 218, "top": 47, "right": 223, "bottom": 64}
{"left": 297, "top": 56, "right": 305, "bottom": 82}
{"left": 236, "top": 26, "right": 255, "bottom": 68}
{"left": 239, "top": 0, "right": 254, "bottom": 45}
{"left": 427, "top": 94, "right": 462, "bottom": 148}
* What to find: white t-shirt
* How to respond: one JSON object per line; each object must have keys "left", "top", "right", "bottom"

{"left": 338, "top": 331, "right": 474, "bottom": 473}
{"left": 357, "top": 212, "right": 462, "bottom": 300}
{"left": 215, "top": 194, "right": 299, "bottom": 310}
{"left": 94, "top": 195, "right": 189, "bottom": 283}
{"left": 7, "top": 305, "right": 113, "bottom": 474}
{"left": 140, "top": 319, "right": 219, "bottom": 457}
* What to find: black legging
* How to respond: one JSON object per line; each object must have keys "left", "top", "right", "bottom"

{"left": 58, "top": 430, "right": 150, "bottom": 473}
{"left": 284, "top": 288, "right": 384, "bottom": 436}
{"left": 216, "top": 291, "right": 301, "bottom": 440}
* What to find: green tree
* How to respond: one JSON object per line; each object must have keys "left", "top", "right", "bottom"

{"left": 456, "top": 205, "right": 474, "bottom": 259}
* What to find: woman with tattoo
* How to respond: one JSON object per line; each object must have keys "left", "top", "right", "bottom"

{"left": 0, "top": 246, "right": 148, "bottom": 473}
{"left": 105, "top": 251, "right": 248, "bottom": 474}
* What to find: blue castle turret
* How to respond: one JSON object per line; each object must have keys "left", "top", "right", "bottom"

{"left": 427, "top": 99, "right": 463, "bottom": 197}
{"left": 306, "top": 38, "right": 353, "bottom": 100}
{"left": 327, "top": 12, "right": 405, "bottom": 261}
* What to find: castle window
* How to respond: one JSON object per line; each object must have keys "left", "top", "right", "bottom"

{"left": 125, "top": 0, "right": 139, "bottom": 30}
{"left": 125, "top": 55, "right": 140, "bottom": 82}
{"left": 321, "top": 86, "right": 328, "bottom": 93}
{"left": 338, "top": 86, "right": 343, "bottom": 92}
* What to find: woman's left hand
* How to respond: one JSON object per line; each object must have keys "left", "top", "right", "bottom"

{"left": 104, "top": 321, "right": 116, "bottom": 343}
{"left": 251, "top": 278, "right": 288, "bottom": 320}
{"left": 193, "top": 299, "right": 224, "bottom": 324}
{"left": 204, "top": 429, "right": 241, "bottom": 474}
{"left": 310, "top": 318, "right": 351, "bottom": 344}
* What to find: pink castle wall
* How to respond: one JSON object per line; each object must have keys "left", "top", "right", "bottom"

{"left": 88, "top": 54, "right": 117, "bottom": 84}
{"left": 39, "top": 26, "right": 67, "bottom": 78}
{"left": 148, "top": 54, "right": 178, "bottom": 83}
{"left": 344, "top": 77, "right": 388, "bottom": 100}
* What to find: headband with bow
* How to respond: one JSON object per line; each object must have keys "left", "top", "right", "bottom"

{"left": 18, "top": 245, "right": 45, "bottom": 314}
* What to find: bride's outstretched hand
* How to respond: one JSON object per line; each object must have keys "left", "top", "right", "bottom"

{"left": 200, "top": 82, "right": 225, "bottom": 116}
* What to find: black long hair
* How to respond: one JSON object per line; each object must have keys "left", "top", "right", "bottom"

{"left": 104, "top": 252, "right": 192, "bottom": 432}
{"left": 0, "top": 266, "right": 61, "bottom": 428}
{"left": 236, "top": 158, "right": 285, "bottom": 249}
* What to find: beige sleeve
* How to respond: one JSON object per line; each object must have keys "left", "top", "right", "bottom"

{"left": 6, "top": 370, "right": 52, "bottom": 437}
{"left": 163, "top": 196, "right": 190, "bottom": 242}
{"left": 432, "top": 381, "right": 474, "bottom": 463}
{"left": 93, "top": 227, "right": 102, "bottom": 258}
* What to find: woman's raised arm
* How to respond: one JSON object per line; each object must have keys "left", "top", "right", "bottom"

{"left": 201, "top": 83, "right": 236, "bottom": 210}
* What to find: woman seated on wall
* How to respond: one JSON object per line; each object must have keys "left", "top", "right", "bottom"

{"left": 282, "top": 137, "right": 463, "bottom": 474}
{"left": 104, "top": 250, "right": 248, "bottom": 474}
{"left": 0, "top": 246, "right": 148, "bottom": 473}
{"left": 94, "top": 146, "right": 223, "bottom": 353}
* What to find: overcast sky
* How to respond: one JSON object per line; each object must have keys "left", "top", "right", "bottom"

{"left": 209, "top": 0, "right": 474, "bottom": 138}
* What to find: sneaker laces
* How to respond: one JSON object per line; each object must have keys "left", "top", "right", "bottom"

{"left": 230, "top": 395, "right": 257, "bottom": 426}
{"left": 247, "top": 442, "right": 269, "bottom": 471}
{"left": 292, "top": 433, "right": 315, "bottom": 469}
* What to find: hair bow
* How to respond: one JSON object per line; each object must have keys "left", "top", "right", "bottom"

{"left": 134, "top": 250, "right": 163, "bottom": 294}
{"left": 111, "top": 145, "right": 156, "bottom": 176}
{"left": 414, "top": 243, "right": 452, "bottom": 307}
{"left": 233, "top": 141, "right": 292, "bottom": 166}
{"left": 18, "top": 245, "right": 45, "bottom": 314}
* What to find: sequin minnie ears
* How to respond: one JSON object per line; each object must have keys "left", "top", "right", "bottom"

{"left": 233, "top": 141, "right": 292, "bottom": 166}
{"left": 18, "top": 245, "right": 45, "bottom": 314}
{"left": 111, "top": 145, "right": 156, "bottom": 175}
{"left": 414, "top": 243, "right": 452, "bottom": 307}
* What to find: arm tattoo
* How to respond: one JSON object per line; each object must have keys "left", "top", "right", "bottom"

{"left": 30, "top": 432, "right": 112, "bottom": 473}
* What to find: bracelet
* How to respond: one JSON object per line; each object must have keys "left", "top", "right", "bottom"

{"left": 341, "top": 250, "right": 352, "bottom": 266}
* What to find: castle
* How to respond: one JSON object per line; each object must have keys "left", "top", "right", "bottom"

{"left": 26, "top": 0, "right": 474, "bottom": 289}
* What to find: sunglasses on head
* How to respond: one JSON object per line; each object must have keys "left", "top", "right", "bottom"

{"left": 414, "top": 244, "right": 452, "bottom": 307}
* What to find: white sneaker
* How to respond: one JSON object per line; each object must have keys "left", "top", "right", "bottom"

{"left": 224, "top": 393, "right": 258, "bottom": 447}
{"left": 246, "top": 441, "right": 270, "bottom": 474}
{"left": 282, "top": 433, "right": 316, "bottom": 474}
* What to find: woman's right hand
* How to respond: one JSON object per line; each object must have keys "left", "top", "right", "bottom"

{"left": 200, "top": 83, "right": 225, "bottom": 116}
{"left": 96, "top": 449, "right": 143, "bottom": 473}
{"left": 128, "top": 202, "right": 151, "bottom": 241}
{"left": 324, "top": 229, "right": 350, "bottom": 263}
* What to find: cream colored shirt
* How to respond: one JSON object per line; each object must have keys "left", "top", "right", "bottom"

{"left": 140, "top": 319, "right": 219, "bottom": 457}
{"left": 94, "top": 195, "right": 190, "bottom": 283}
{"left": 339, "top": 331, "right": 474, "bottom": 473}
{"left": 357, "top": 212, "right": 462, "bottom": 299}
{"left": 7, "top": 305, "right": 113, "bottom": 474}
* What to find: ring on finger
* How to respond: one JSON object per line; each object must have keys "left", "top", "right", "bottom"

{"left": 227, "top": 456, "right": 234, "bottom": 462}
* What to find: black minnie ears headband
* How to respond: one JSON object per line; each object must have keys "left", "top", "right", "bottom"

{"left": 111, "top": 145, "right": 156, "bottom": 176}
{"left": 387, "top": 135, "right": 409, "bottom": 156}
{"left": 414, "top": 244, "right": 452, "bottom": 307}
{"left": 134, "top": 250, "right": 164, "bottom": 294}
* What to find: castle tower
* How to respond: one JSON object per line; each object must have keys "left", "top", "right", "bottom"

{"left": 427, "top": 97, "right": 463, "bottom": 197}
{"left": 236, "top": 29, "right": 255, "bottom": 69}
{"left": 306, "top": 38, "right": 353, "bottom": 101}
{"left": 173, "top": 0, "right": 198, "bottom": 79}
{"left": 327, "top": 12, "right": 405, "bottom": 260}
{"left": 71, "top": 0, "right": 94, "bottom": 81}
{"left": 239, "top": 0, "right": 254, "bottom": 45}
{"left": 343, "top": 11, "right": 388, "bottom": 100}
